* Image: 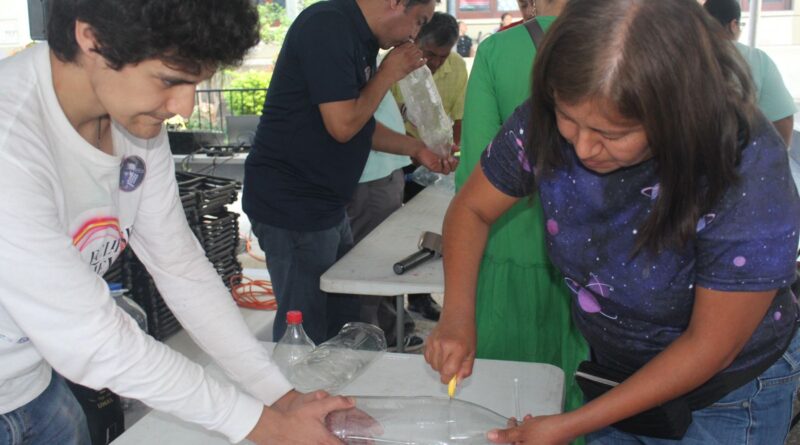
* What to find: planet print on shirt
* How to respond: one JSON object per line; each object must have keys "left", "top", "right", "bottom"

{"left": 565, "top": 274, "right": 618, "bottom": 320}
{"left": 546, "top": 218, "right": 559, "bottom": 235}
{"left": 507, "top": 129, "right": 532, "bottom": 173}
{"left": 696, "top": 214, "right": 716, "bottom": 232}
{"left": 517, "top": 149, "right": 532, "bottom": 172}
{"left": 641, "top": 183, "right": 659, "bottom": 200}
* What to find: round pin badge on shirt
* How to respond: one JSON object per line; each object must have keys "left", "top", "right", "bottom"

{"left": 119, "top": 155, "right": 146, "bottom": 192}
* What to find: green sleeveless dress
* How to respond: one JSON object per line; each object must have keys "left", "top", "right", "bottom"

{"left": 457, "top": 18, "right": 589, "bottom": 419}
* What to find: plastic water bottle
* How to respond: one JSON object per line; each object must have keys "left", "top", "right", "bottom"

{"left": 272, "top": 311, "right": 316, "bottom": 377}
{"left": 108, "top": 283, "right": 148, "bottom": 333}
{"left": 289, "top": 322, "right": 386, "bottom": 393}
{"left": 326, "top": 396, "right": 508, "bottom": 444}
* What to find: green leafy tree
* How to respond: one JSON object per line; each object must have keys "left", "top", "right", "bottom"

{"left": 259, "top": 2, "right": 289, "bottom": 45}
{"left": 258, "top": 0, "right": 323, "bottom": 45}
{"left": 224, "top": 71, "right": 272, "bottom": 116}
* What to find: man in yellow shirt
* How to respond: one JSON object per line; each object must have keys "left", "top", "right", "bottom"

{"left": 392, "top": 12, "right": 467, "bottom": 147}
{"left": 391, "top": 11, "right": 467, "bottom": 321}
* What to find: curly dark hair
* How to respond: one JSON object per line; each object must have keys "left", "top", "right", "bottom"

{"left": 47, "top": 0, "right": 260, "bottom": 74}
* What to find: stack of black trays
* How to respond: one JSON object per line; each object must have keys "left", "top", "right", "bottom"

{"left": 125, "top": 249, "right": 183, "bottom": 341}
{"left": 177, "top": 171, "right": 243, "bottom": 291}
{"left": 101, "top": 254, "right": 127, "bottom": 289}
{"left": 101, "top": 172, "right": 243, "bottom": 341}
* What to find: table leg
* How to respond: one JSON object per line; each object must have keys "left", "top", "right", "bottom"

{"left": 396, "top": 295, "right": 404, "bottom": 353}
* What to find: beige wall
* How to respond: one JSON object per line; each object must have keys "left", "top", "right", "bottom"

{"left": 458, "top": 4, "right": 800, "bottom": 46}
{"left": 743, "top": 9, "right": 800, "bottom": 45}
{"left": 0, "top": 0, "right": 32, "bottom": 59}
{"left": 457, "top": 5, "right": 800, "bottom": 101}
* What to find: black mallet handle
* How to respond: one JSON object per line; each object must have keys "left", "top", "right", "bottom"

{"left": 393, "top": 249, "right": 435, "bottom": 275}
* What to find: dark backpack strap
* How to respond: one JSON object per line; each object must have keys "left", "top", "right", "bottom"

{"left": 523, "top": 19, "right": 545, "bottom": 48}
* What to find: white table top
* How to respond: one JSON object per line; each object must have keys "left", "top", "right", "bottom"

{"left": 320, "top": 185, "right": 454, "bottom": 296}
{"left": 172, "top": 153, "right": 247, "bottom": 164}
{"left": 112, "top": 344, "right": 564, "bottom": 445}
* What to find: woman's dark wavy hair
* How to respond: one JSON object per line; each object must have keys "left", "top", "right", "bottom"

{"left": 47, "top": 0, "right": 260, "bottom": 73}
{"left": 527, "top": 0, "right": 757, "bottom": 253}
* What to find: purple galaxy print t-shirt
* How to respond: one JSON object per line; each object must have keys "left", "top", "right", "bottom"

{"left": 481, "top": 101, "right": 800, "bottom": 375}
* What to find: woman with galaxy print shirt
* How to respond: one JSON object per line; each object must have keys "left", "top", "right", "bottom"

{"left": 424, "top": 0, "right": 800, "bottom": 443}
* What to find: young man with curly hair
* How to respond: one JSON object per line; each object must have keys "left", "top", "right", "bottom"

{"left": 0, "top": 1, "right": 352, "bottom": 444}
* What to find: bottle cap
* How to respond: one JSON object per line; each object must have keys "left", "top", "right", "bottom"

{"left": 286, "top": 310, "right": 303, "bottom": 324}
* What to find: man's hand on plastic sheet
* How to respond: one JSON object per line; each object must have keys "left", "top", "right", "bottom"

{"left": 246, "top": 390, "right": 354, "bottom": 444}
{"left": 325, "top": 401, "right": 385, "bottom": 442}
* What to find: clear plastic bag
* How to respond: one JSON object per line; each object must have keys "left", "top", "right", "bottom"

{"left": 408, "top": 165, "right": 441, "bottom": 187}
{"left": 326, "top": 396, "right": 509, "bottom": 444}
{"left": 409, "top": 166, "right": 456, "bottom": 192}
{"left": 397, "top": 65, "right": 453, "bottom": 158}
{"left": 288, "top": 322, "right": 387, "bottom": 393}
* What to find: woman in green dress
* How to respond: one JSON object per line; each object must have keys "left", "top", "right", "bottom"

{"left": 447, "top": 0, "right": 588, "bottom": 415}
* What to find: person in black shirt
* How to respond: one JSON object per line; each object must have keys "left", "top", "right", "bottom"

{"left": 243, "top": 0, "right": 457, "bottom": 344}
{"left": 456, "top": 21, "right": 473, "bottom": 57}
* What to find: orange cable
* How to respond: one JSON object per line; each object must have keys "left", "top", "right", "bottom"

{"left": 230, "top": 274, "right": 277, "bottom": 310}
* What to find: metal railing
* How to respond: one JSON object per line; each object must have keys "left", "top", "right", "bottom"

{"left": 187, "top": 88, "right": 268, "bottom": 133}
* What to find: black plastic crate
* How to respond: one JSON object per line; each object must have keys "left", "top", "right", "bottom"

{"left": 110, "top": 171, "right": 244, "bottom": 338}
{"left": 102, "top": 255, "right": 125, "bottom": 285}
{"left": 175, "top": 172, "right": 241, "bottom": 216}
{"left": 126, "top": 254, "right": 183, "bottom": 341}
{"left": 181, "top": 192, "right": 201, "bottom": 225}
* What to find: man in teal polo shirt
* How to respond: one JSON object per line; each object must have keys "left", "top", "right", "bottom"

{"left": 346, "top": 92, "right": 423, "bottom": 351}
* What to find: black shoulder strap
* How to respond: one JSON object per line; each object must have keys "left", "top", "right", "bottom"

{"left": 523, "top": 19, "right": 545, "bottom": 49}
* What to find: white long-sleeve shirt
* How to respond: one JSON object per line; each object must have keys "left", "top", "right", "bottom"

{"left": 0, "top": 43, "right": 292, "bottom": 443}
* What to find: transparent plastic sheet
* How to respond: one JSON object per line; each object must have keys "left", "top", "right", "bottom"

{"left": 288, "top": 322, "right": 387, "bottom": 393}
{"left": 326, "top": 396, "right": 509, "bottom": 444}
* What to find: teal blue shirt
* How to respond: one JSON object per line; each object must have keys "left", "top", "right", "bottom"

{"left": 736, "top": 42, "right": 797, "bottom": 122}
{"left": 359, "top": 93, "right": 410, "bottom": 183}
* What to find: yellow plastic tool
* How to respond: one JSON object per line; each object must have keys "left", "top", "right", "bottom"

{"left": 448, "top": 376, "right": 457, "bottom": 398}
